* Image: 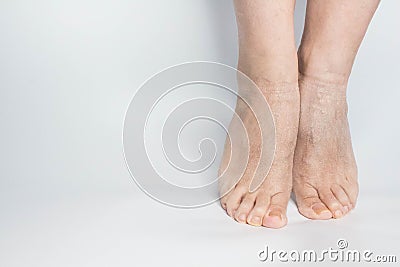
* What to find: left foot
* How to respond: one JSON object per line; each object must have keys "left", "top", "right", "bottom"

{"left": 293, "top": 75, "right": 359, "bottom": 219}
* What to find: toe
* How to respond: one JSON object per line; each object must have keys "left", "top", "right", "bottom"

{"left": 342, "top": 179, "right": 359, "bottom": 208}
{"left": 234, "top": 194, "right": 256, "bottom": 223}
{"left": 247, "top": 193, "right": 269, "bottom": 226}
{"left": 331, "top": 184, "right": 351, "bottom": 213}
{"left": 319, "top": 189, "right": 345, "bottom": 218}
{"left": 225, "top": 186, "right": 246, "bottom": 217}
{"left": 297, "top": 195, "right": 332, "bottom": 220}
{"left": 220, "top": 195, "right": 228, "bottom": 210}
{"left": 310, "top": 201, "right": 333, "bottom": 219}
{"left": 263, "top": 210, "right": 286, "bottom": 229}
{"left": 262, "top": 192, "right": 290, "bottom": 229}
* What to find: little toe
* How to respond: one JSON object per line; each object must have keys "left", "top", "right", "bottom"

{"left": 319, "top": 189, "right": 345, "bottom": 218}
{"left": 225, "top": 187, "right": 245, "bottom": 217}
{"left": 220, "top": 195, "right": 229, "bottom": 210}
{"left": 247, "top": 194, "right": 269, "bottom": 226}
{"left": 342, "top": 179, "right": 359, "bottom": 209}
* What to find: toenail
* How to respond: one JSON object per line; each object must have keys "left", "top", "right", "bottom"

{"left": 311, "top": 204, "right": 330, "bottom": 215}
{"left": 334, "top": 210, "right": 343, "bottom": 218}
{"left": 231, "top": 209, "right": 237, "bottom": 216}
{"left": 250, "top": 216, "right": 261, "bottom": 225}
{"left": 318, "top": 209, "right": 331, "bottom": 215}
{"left": 343, "top": 206, "right": 349, "bottom": 213}
{"left": 238, "top": 213, "right": 247, "bottom": 222}
{"left": 268, "top": 210, "right": 282, "bottom": 220}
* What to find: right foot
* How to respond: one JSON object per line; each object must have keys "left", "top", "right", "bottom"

{"left": 219, "top": 78, "right": 299, "bottom": 228}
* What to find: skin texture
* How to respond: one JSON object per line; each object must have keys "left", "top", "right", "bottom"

{"left": 219, "top": 0, "right": 380, "bottom": 227}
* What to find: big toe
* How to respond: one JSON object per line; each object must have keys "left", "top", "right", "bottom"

{"left": 262, "top": 192, "right": 290, "bottom": 229}
{"left": 297, "top": 195, "right": 333, "bottom": 220}
{"left": 263, "top": 209, "right": 287, "bottom": 228}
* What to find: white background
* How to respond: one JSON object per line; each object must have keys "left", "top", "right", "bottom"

{"left": 1, "top": 1, "right": 399, "bottom": 266}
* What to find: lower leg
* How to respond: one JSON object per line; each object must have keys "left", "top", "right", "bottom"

{"left": 298, "top": 0, "right": 380, "bottom": 83}
{"left": 293, "top": 0, "right": 380, "bottom": 219}
{"left": 234, "top": 0, "right": 298, "bottom": 82}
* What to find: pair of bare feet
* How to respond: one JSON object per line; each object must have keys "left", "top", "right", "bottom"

{"left": 218, "top": 0, "right": 379, "bottom": 228}
{"left": 219, "top": 73, "right": 358, "bottom": 228}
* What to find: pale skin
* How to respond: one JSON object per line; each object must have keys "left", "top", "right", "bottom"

{"left": 219, "top": 0, "right": 380, "bottom": 228}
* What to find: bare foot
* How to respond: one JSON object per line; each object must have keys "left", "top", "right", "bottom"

{"left": 293, "top": 75, "right": 359, "bottom": 219}
{"left": 219, "top": 78, "right": 299, "bottom": 228}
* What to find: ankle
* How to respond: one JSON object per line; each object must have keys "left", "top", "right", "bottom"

{"left": 298, "top": 73, "right": 349, "bottom": 116}
{"left": 297, "top": 45, "right": 353, "bottom": 86}
{"left": 238, "top": 50, "right": 298, "bottom": 85}
{"left": 298, "top": 73, "right": 347, "bottom": 91}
